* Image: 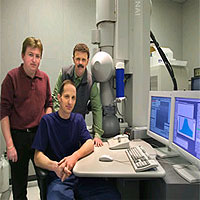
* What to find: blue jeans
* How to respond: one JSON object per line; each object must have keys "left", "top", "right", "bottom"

{"left": 47, "top": 174, "right": 121, "bottom": 200}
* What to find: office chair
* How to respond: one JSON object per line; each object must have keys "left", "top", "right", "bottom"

{"left": 35, "top": 166, "right": 49, "bottom": 200}
{"left": 35, "top": 167, "right": 79, "bottom": 200}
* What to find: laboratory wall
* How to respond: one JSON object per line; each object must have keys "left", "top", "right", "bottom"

{"left": 0, "top": 0, "right": 96, "bottom": 88}
{"left": 151, "top": 0, "right": 200, "bottom": 80}
{"left": 0, "top": 0, "right": 96, "bottom": 175}
{"left": 151, "top": 0, "right": 183, "bottom": 59}
{"left": 182, "top": 0, "right": 200, "bottom": 78}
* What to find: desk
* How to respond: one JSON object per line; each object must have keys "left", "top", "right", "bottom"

{"left": 74, "top": 139, "right": 200, "bottom": 200}
{"left": 73, "top": 139, "right": 165, "bottom": 178}
{"left": 140, "top": 156, "right": 200, "bottom": 200}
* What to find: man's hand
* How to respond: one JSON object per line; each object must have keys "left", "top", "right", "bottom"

{"left": 54, "top": 162, "right": 65, "bottom": 179}
{"left": 54, "top": 161, "right": 72, "bottom": 182}
{"left": 57, "top": 154, "right": 78, "bottom": 182}
{"left": 61, "top": 166, "right": 72, "bottom": 182}
{"left": 7, "top": 146, "right": 18, "bottom": 162}
{"left": 94, "top": 137, "right": 103, "bottom": 147}
{"left": 58, "top": 155, "right": 78, "bottom": 170}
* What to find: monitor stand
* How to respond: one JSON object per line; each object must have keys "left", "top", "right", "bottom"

{"left": 173, "top": 164, "right": 200, "bottom": 183}
{"left": 155, "top": 147, "right": 179, "bottom": 158}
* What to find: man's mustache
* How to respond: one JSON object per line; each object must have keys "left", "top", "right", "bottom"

{"left": 77, "top": 64, "right": 84, "bottom": 68}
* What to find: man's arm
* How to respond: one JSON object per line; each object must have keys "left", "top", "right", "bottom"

{"left": 59, "top": 139, "right": 94, "bottom": 170}
{"left": 34, "top": 150, "right": 69, "bottom": 180}
{"left": 45, "top": 76, "right": 53, "bottom": 114}
{"left": 90, "top": 83, "right": 104, "bottom": 143}
{"left": 34, "top": 150, "right": 58, "bottom": 171}
{"left": 72, "top": 139, "right": 94, "bottom": 161}
{"left": 1, "top": 116, "right": 18, "bottom": 162}
{"left": 34, "top": 139, "right": 94, "bottom": 182}
{"left": 58, "top": 139, "right": 94, "bottom": 181}
{"left": 34, "top": 139, "right": 93, "bottom": 171}
{"left": 52, "top": 70, "right": 63, "bottom": 112}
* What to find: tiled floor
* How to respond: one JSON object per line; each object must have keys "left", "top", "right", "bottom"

{"left": 0, "top": 181, "right": 40, "bottom": 200}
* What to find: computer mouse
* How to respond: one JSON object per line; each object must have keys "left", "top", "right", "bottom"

{"left": 99, "top": 155, "right": 113, "bottom": 162}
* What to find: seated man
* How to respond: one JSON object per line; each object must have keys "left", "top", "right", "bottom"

{"left": 32, "top": 80, "right": 121, "bottom": 200}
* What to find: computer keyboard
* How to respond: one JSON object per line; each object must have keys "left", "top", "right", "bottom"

{"left": 125, "top": 146, "right": 158, "bottom": 172}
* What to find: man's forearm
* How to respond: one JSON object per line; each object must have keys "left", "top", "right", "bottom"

{"left": 34, "top": 150, "right": 58, "bottom": 171}
{"left": 93, "top": 124, "right": 104, "bottom": 138}
{"left": 72, "top": 139, "right": 94, "bottom": 160}
{"left": 90, "top": 83, "right": 104, "bottom": 137}
{"left": 1, "top": 116, "right": 14, "bottom": 149}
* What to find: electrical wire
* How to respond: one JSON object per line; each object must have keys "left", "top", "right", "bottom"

{"left": 150, "top": 31, "right": 178, "bottom": 90}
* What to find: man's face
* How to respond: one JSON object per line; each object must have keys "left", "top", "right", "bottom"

{"left": 73, "top": 51, "right": 89, "bottom": 77}
{"left": 22, "top": 47, "right": 41, "bottom": 75}
{"left": 58, "top": 83, "right": 76, "bottom": 117}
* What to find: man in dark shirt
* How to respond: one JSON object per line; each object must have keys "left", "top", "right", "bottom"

{"left": 0, "top": 37, "right": 53, "bottom": 200}
{"left": 32, "top": 80, "right": 121, "bottom": 200}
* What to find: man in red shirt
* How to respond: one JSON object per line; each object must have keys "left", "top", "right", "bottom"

{"left": 0, "top": 37, "right": 53, "bottom": 200}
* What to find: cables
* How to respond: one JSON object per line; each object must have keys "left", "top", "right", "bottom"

{"left": 150, "top": 31, "right": 178, "bottom": 90}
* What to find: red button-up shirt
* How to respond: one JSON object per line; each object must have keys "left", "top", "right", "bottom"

{"left": 0, "top": 64, "right": 53, "bottom": 129}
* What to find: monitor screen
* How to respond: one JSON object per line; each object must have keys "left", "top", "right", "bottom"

{"left": 191, "top": 77, "right": 200, "bottom": 90}
{"left": 147, "top": 91, "right": 177, "bottom": 158}
{"left": 147, "top": 91, "right": 172, "bottom": 145}
{"left": 172, "top": 91, "right": 200, "bottom": 168}
{"left": 149, "top": 95, "right": 171, "bottom": 141}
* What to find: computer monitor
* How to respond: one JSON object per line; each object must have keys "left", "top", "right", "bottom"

{"left": 147, "top": 91, "right": 178, "bottom": 158}
{"left": 172, "top": 91, "right": 200, "bottom": 183}
{"left": 191, "top": 76, "right": 200, "bottom": 90}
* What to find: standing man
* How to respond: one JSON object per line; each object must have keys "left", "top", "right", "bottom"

{"left": 32, "top": 80, "right": 121, "bottom": 199}
{"left": 0, "top": 37, "right": 53, "bottom": 200}
{"left": 52, "top": 43, "right": 104, "bottom": 146}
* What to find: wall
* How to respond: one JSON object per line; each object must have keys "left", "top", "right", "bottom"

{"left": 151, "top": 0, "right": 183, "bottom": 60}
{"left": 151, "top": 0, "right": 199, "bottom": 80}
{"left": 0, "top": 0, "right": 96, "bottom": 174}
{"left": 182, "top": 0, "right": 200, "bottom": 78}
{"left": 1, "top": 0, "right": 96, "bottom": 89}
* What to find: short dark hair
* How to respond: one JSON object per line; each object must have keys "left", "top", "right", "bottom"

{"left": 73, "top": 43, "right": 90, "bottom": 59}
{"left": 22, "top": 37, "right": 43, "bottom": 57}
{"left": 59, "top": 80, "right": 76, "bottom": 95}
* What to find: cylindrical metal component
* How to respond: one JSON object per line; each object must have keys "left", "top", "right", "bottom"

{"left": 96, "top": 0, "right": 115, "bottom": 25}
{"left": 91, "top": 29, "right": 101, "bottom": 44}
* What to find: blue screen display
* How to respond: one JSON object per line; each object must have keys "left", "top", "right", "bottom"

{"left": 173, "top": 97, "right": 200, "bottom": 160}
{"left": 150, "top": 96, "right": 171, "bottom": 139}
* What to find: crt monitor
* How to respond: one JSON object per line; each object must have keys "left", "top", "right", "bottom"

{"left": 191, "top": 76, "right": 200, "bottom": 90}
{"left": 172, "top": 91, "right": 200, "bottom": 183}
{"left": 147, "top": 91, "right": 178, "bottom": 158}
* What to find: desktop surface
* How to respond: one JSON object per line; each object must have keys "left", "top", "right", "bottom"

{"left": 73, "top": 139, "right": 166, "bottom": 178}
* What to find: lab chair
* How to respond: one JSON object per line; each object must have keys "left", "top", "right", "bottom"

{"left": 35, "top": 166, "right": 49, "bottom": 200}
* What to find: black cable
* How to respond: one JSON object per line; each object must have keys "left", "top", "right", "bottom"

{"left": 150, "top": 31, "right": 178, "bottom": 90}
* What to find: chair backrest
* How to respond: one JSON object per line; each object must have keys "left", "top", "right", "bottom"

{"left": 35, "top": 166, "right": 49, "bottom": 200}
